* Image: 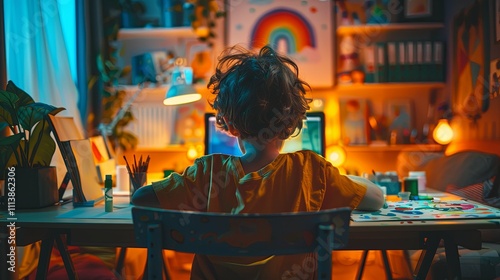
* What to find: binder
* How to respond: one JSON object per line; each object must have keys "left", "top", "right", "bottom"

{"left": 397, "top": 41, "right": 406, "bottom": 82}
{"left": 363, "top": 44, "right": 376, "bottom": 83}
{"left": 423, "top": 41, "right": 433, "bottom": 82}
{"left": 387, "top": 42, "right": 397, "bottom": 82}
{"left": 406, "top": 41, "right": 416, "bottom": 82}
{"left": 416, "top": 41, "right": 424, "bottom": 82}
{"left": 375, "top": 42, "right": 387, "bottom": 83}
{"left": 433, "top": 41, "right": 444, "bottom": 82}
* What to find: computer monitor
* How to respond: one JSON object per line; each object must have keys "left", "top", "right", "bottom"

{"left": 204, "top": 112, "right": 326, "bottom": 157}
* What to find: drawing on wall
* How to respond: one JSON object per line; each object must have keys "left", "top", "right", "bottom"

{"left": 405, "top": 0, "right": 432, "bottom": 18}
{"left": 453, "top": 0, "right": 489, "bottom": 122}
{"left": 227, "top": 0, "right": 333, "bottom": 87}
{"left": 496, "top": 0, "right": 500, "bottom": 42}
{"left": 490, "top": 59, "right": 500, "bottom": 100}
{"left": 339, "top": 98, "right": 369, "bottom": 145}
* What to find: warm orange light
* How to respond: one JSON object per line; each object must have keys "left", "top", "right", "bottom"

{"left": 433, "top": 119, "right": 454, "bottom": 145}
{"left": 327, "top": 145, "right": 346, "bottom": 167}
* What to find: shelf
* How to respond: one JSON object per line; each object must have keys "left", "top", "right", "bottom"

{"left": 117, "top": 27, "right": 197, "bottom": 40}
{"left": 336, "top": 23, "right": 444, "bottom": 36}
{"left": 334, "top": 82, "right": 445, "bottom": 92}
{"left": 345, "top": 144, "right": 443, "bottom": 153}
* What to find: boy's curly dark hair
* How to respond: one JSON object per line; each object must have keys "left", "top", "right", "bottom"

{"left": 208, "top": 45, "right": 311, "bottom": 140}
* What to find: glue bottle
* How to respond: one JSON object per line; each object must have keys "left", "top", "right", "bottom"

{"left": 104, "top": 174, "right": 113, "bottom": 212}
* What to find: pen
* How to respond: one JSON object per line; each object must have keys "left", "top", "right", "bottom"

{"left": 411, "top": 195, "right": 434, "bottom": 200}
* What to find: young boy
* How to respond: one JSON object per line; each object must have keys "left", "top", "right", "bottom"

{"left": 132, "top": 45, "right": 384, "bottom": 279}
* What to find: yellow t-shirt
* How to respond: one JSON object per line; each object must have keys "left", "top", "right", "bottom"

{"left": 152, "top": 150, "right": 366, "bottom": 279}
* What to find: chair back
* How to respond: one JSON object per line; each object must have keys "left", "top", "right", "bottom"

{"left": 132, "top": 206, "right": 351, "bottom": 280}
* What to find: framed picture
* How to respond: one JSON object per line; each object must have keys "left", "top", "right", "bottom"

{"left": 405, "top": 0, "right": 432, "bottom": 18}
{"left": 338, "top": 98, "right": 369, "bottom": 145}
{"left": 226, "top": 0, "right": 334, "bottom": 88}
{"left": 399, "top": 0, "right": 443, "bottom": 23}
{"left": 384, "top": 99, "right": 413, "bottom": 144}
{"left": 496, "top": 0, "right": 500, "bottom": 43}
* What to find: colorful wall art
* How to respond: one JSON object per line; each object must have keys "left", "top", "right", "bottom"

{"left": 227, "top": 0, "right": 333, "bottom": 87}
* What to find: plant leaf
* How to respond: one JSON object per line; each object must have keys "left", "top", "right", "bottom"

{"left": 18, "top": 103, "right": 64, "bottom": 132}
{"left": 28, "top": 119, "right": 56, "bottom": 167}
{"left": 6, "top": 81, "right": 35, "bottom": 107}
{"left": 0, "top": 89, "right": 19, "bottom": 125}
{"left": 0, "top": 133, "right": 24, "bottom": 176}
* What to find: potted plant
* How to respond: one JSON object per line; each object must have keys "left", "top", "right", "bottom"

{"left": 0, "top": 81, "right": 65, "bottom": 208}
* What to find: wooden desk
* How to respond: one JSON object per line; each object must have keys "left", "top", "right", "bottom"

{"left": 1, "top": 193, "right": 500, "bottom": 280}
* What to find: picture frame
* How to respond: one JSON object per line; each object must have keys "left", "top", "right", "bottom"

{"left": 338, "top": 98, "right": 369, "bottom": 146}
{"left": 404, "top": 0, "right": 432, "bottom": 18}
{"left": 384, "top": 99, "right": 413, "bottom": 144}
{"left": 399, "top": 0, "right": 443, "bottom": 23}
{"left": 226, "top": 0, "right": 334, "bottom": 88}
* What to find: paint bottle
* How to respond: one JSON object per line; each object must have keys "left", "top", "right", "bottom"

{"left": 104, "top": 174, "right": 113, "bottom": 212}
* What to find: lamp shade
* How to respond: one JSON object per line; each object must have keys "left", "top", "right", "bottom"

{"left": 163, "top": 84, "right": 202, "bottom": 106}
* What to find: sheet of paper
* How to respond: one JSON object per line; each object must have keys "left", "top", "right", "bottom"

{"left": 352, "top": 200, "right": 500, "bottom": 222}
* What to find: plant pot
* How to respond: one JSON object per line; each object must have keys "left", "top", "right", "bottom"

{"left": 5, "top": 166, "right": 58, "bottom": 209}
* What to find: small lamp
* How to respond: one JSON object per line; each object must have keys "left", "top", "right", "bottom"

{"left": 433, "top": 119, "right": 454, "bottom": 145}
{"left": 433, "top": 102, "right": 454, "bottom": 145}
{"left": 327, "top": 145, "right": 347, "bottom": 168}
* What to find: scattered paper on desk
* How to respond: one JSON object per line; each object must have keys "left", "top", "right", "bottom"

{"left": 56, "top": 204, "right": 132, "bottom": 219}
{"left": 352, "top": 200, "right": 500, "bottom": 222}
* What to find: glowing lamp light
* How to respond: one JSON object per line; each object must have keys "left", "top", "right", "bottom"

{"left": 327, "top": 145, "right": 346, "bottom": 167}
{"left": 164, "top": 84, "right": 201, "bottom": 105}
{"left": 433, "top": 119, "right": 454, "bottom": 145}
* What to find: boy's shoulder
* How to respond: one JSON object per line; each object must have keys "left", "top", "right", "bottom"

{"left": 195, "top": 154, "right": 234, "bottom": 164}
{"left": 285, "top": 150, "right": 326, "bottom": 162}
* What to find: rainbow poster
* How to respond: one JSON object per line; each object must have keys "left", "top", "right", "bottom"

{"left": 227, "top": 0, "right": 333, "bottom": 88}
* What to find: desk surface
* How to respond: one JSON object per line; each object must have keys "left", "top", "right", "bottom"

{"left": 2, "top": 191, "right": 500, "bottom": 250}
{"left": 1, "top": 190, "right": 500, "bottom": 280}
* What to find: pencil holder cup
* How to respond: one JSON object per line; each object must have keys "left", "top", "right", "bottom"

{"left": 130, "top": 172, "right": 147, "bottom": 201}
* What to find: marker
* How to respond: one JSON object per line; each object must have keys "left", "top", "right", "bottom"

{"left": 411, "top": 195, "right": 434, "bottom": 200}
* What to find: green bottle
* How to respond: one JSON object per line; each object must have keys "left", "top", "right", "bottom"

{"left": 104, "top": 174, "right": 113, "bottom": 212}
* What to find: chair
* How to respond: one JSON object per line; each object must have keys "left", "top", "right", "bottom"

{"left": 131, "top": 206, "right": 352, "bottom": 280}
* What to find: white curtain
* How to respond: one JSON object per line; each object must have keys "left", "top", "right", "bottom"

{"left": 4, "top": 0, "right": 84, "bottom": 134}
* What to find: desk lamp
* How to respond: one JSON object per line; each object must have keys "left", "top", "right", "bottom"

{"left": 99, "top": 58, "right": 202, "bottom": 157}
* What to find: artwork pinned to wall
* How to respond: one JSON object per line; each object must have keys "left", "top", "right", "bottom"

{"left": 226, "top": 0, "right": 333, "bottom": 88}
{"left": 404, "top": 0, "right": 432, "bottom": 18}
{"left": 339, "top": 98, "right": 369, "bottom": 145}
{"left": 496, "top": 0, "right": 500, "bottom": 43}
{"left": 490, "top": 58, "right": 500, "bottom": 100}
{"left": 453, "top": 0, "right": 490, "bottom": 123}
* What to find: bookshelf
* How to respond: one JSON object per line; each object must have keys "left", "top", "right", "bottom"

{"left": 336, "top": 23, "right": 444, "bottom": 36}
{"left": 331, "top": 6, "right": 447, "bottom": 163}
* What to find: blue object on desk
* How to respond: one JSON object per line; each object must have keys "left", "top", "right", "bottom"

{"left": 377, "top": 181, "right": 401, "bottom": 195}
{"left": 411, "top": 195, "right": 434, "bottom": 200}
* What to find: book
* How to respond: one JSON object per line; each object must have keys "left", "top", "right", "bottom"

{"left": 47, "top": 115, "right": 104, "bottom": 207}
